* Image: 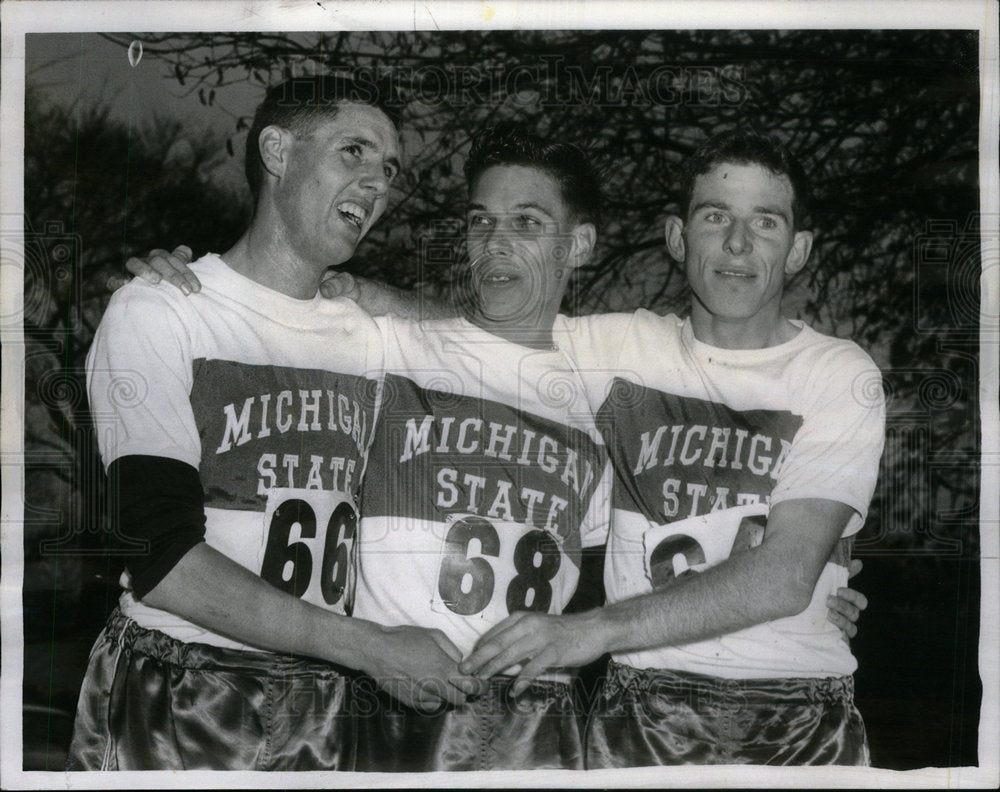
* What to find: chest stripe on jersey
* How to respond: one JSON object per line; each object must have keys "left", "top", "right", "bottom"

{"left": 597, "top": 378, "right": 802, "bottom": 524}
{"left": 190, "top": 359, "right": 377, "bottom": 510}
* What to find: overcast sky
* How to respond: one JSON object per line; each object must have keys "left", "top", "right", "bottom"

{"left": 26, "top": 33, "right": 260, "bottom": 192}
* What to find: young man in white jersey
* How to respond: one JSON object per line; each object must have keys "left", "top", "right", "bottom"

{"left": 128, "top": 127, "right": 871, "bottom": 770}
{"left": 349, "top": 126, "right": 613, "bottom": 771}
{"left": 461, "top": 130, "right": 885, "bottom": 767}
{"left": 68, "top": 76, "right": 479, "bottom": 772}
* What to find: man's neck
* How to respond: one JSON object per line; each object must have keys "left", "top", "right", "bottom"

{"left": 221, "top": 226, "right": 327, "bottom": 300}
{"left": 690, "top": 307, "right": 800, "bottom": 350}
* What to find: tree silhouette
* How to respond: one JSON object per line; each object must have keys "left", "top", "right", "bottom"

{"left": 21, "top": 92, "right": 247, "bottom": 730}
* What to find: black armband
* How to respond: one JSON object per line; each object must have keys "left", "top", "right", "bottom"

{"left": 108, "top": 455, "right": 207, "bottom": 599}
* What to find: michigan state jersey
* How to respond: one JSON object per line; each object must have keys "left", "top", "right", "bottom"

{"left": 571, "top": 310, "right": 884, "bottom": 678}
{"left": 353, "top": 315, "right": 610, "bottom": 668}
{"left": 87, "top": 255, "right": 382, "bottom": 649}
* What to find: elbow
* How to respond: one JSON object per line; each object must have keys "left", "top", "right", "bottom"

{"left": 771, "top": 575, "right": 816, "bottom": 619}
{"left": 759, "top": 543, "right": 825, "bottom": 619}
{"left": 786, "top": 587, "right": 815, "bottom": 618}
{"left": 139, "top": 587, "right": 164, "bottom": 610}
{"left": 136, "top": 572, "right": 175, "bottom": 611}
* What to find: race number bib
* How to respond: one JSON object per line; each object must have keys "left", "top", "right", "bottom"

{"left": 432, "top": 514, "right": 566, "bottom": 622}
{"left": 258, "top": 487, "right": 357, "bottom": 614}
{"left": 643, "top": 503, "right": 769, "bottom": 590}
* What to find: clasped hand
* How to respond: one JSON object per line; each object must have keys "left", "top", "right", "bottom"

{"left": 459, "top": 611, "right": 606, "bottom": 698}
{"left": 368, "top": 624, "right": 488, "bottom": 712}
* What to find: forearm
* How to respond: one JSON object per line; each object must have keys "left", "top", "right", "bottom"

{"left": 142, "top": 543, "right": 377, "bottom": 670}
{"left": 591, "top": 499, "right": 852, "bottom": 655}
{"left": 592, "top": 541, "right": 814, "bottom": 656}
{"left": 462, "top": 543, "right": 816, "bottom": 687}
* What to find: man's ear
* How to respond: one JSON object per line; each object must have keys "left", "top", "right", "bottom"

{"left": 664, "top": 215, "right": 686, "bottom": 261}
{"left": 568, "top": 222, "right": 596, "bottom": 270}
{"left": 258, "top": 125, "right": 292, "bottom": 180}
{"left": 784, "top": 229, "right": 814, "bottom": 276}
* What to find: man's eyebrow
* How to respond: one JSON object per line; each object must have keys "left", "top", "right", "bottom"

{"left": 754, "top": 205, "right": 790, "bottom": 222}
{"left": 691, "top": 199, "right": 731, "bottom": 214}
{"left": 691, "top": 199, "right": 790, "bottom": 223}
{"left": 515, "top": 202, "right": 556, "bottom": 218}
{"left": 466, "top": 201, "right": 556, "bottom": 218}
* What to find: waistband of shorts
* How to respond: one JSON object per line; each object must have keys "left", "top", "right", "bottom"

{"left": 604, "top": 660, "right": 855, "bottom": 705}
{"left": 501, "top": 670, "right": 574, "bottom": 686}
{"left": 473, "top": 675, "right": 575, "bottom": 714}
{"left": 353, "top": 670, "right": 574, "bottom": 717}
{"left": 487, "top": 674, "right": 573, "bottom": 696}
{"left": 102, "top": 606, "right": 357, "bottom": 678}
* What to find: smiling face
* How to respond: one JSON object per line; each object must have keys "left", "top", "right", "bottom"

{"left": 465, "top": 164, "right": 592, "bottom": 341}
{"left": 272, "top": 102, "right": 401, "bottom": 268}
{"left": 666, "top": 161, "right": 813, "bottom": 348}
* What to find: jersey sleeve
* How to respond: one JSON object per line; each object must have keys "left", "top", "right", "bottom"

{"left": 561, "top": 312, "right": 636, "bottom": 368}
{"left": 560, "top": 311, "right": 640, "bottom": 415}
{"left": 771, "top": 344, "right": 886, "bottom": 535}
{"left": 86, "top": 283, "right": 201, "bottom": 469}
{"left": 87, "top": 283, "right": 210, "bottom": 594}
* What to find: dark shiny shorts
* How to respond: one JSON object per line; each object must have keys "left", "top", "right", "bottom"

{"left": 356, "top": 675, "right": 584, "bottom": 771}
{"left": 66, "top": 608, "right": 355, "bottom": 771}
{"left": 586, "top": 661, "right": 870, "bottom": 768}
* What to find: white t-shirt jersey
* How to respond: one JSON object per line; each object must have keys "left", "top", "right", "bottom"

{"left": 86, "top": 255, "right": 382, "bottom": 650}
{"left": 570, "top": 310, "right": 885, "bottom": 679}
{"left": 353, "top": 315, "right": 611, "bottom": 669}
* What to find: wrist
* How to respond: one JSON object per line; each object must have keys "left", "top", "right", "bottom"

{"left": 310, "top": 614, "right": 379, "bottom": 672}
{"left": 580, "top": 607, "right": 619, "bottom": 657}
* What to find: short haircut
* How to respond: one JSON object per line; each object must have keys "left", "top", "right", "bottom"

{"left": 677, "top": 129, "right": 811, "bottom": 229}
{"left": 244, "top": 75, "right": 401, "bottom": 202}
{"left": 463, "top": 123, "right": 603, "bottom": 228}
